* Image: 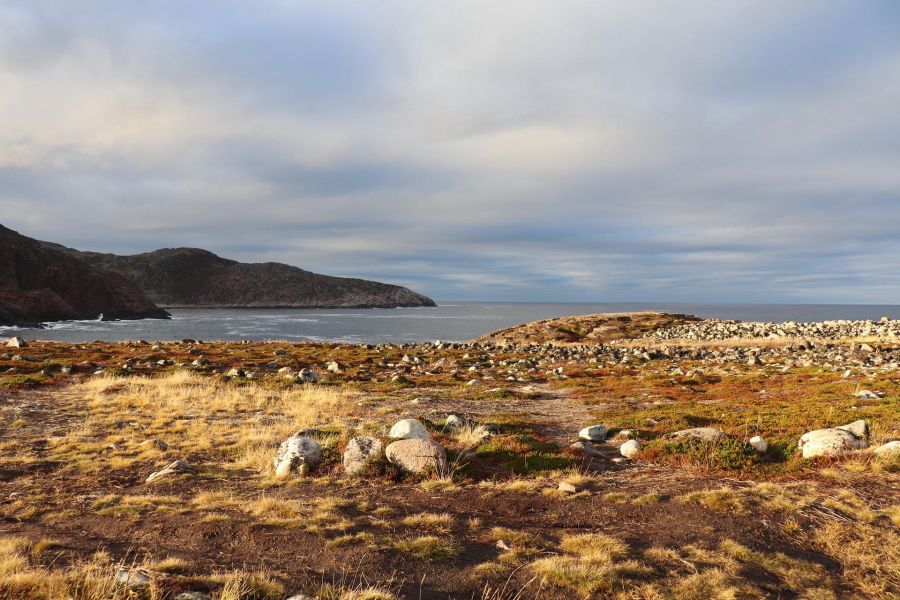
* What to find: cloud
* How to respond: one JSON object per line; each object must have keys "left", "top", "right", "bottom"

{"left": 1, "top": 0, "right": 899, "bottom": 302}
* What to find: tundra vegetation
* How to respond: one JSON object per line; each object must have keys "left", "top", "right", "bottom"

{"left": 0, "top": 313, "right": 898, "bottom": 599}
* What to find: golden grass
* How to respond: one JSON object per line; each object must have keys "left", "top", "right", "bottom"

{"left": 394, "top": 536, "right": 460, "bottom": 561}
{"left": 814, "top": 521, "right": 900, "bottom": 599}
{"left": 530, "top": 533, "right": 648, "bottom": 596}
{"left": 400, "top": 512, "right": 454, "bottom": 534}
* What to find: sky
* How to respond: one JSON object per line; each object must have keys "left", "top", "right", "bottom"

{"left": 1, "top": 1, "right": 899, "bottom": 303}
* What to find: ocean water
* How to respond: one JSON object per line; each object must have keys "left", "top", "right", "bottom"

{"left": 3, "top": 302, "right": 900, "bottom": 344}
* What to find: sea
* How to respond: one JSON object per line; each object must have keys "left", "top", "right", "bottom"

{"left": 3, "top": 302, "right": 900, "bottom": 345}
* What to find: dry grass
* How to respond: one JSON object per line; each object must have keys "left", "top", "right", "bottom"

{"left": 814, "top": 521, "right": 900, "bottom": 598}
{"left": 400, "top": 512, "right": 454, "bottom": 534}
{"left": 394, "top": 536, "right": 460, "bottom": 561}
{"left": 530, "top": 533, "right": 648, "bottom": 596}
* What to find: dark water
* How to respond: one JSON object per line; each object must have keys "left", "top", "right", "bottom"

{"left": 3, "top": 302, "right": 900, "bottom": 344}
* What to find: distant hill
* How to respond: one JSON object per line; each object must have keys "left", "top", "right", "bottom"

{"left": 43, "top": 245, "right": 436, "bottom": 309}
{"left": 0, "top": 225, "right": 169, "bottom": 327}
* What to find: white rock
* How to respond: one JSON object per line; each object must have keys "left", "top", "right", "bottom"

{"left": 114, "top": 568, "right": 150, "bottom": 588}
{"left": 666, "top": 427, "right": 724, "bottom": 442}
{"left": 274, "top": 435, "right": 322, "bottom": 477}
{"left": 873, "top": 440, "right": 900, "bottom": 455}
{"left": 325, "top": 361, "right": 341, "bottom": 373}
{"left": 798, "top": 428, "right": 867, "bottom": 458}
{"left": 855, "top": 390, "right": 880, "bottom": 400}
{"left": 444, "top": 414, "right": 464, "bottom": 431}
{"left": 558, "top": 481, "right": 577, "bottom": 493}
{"left": 389, "top": 418, "right": 430, "bottom": 440}
{"left": 619, "top": 439, "right": 641, "bottom": 458}
{"left": 579, "top": 424, "right": 607, "bottom": 442}
{"left": 6, "top": 336, "right": 27, "bottom": 348}
{"left": 343, "top": 436, "right": 383, "bottom": 475}
{"left": 749, "top": 436, "right": 768, "bottom": 453}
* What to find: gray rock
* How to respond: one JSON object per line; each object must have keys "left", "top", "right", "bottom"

{"left": 298, "top": 369, "right": 319, "bottom": 384}
{"left": 798, "top": 428, "right": 867, "bottom": 458}
{"left": 174, "top": 593, "right": 212, "bottom": 600}
{"left": 385, "top": 439, "right": 448, "bottom": 475}
{"left": 444, "top": 414, "right": 464, "bottom": 431}
{"left": 146, "top": 459, "right": 195, "bottom": 483}
{"left": 114, "top": 567, "right": 151, "bottom": 588}
{"left": 274, "top": 435, "right": 322, "bottom": 477}
{"left": 343, "top": 436, "right": 383, "bottom": 475}
{"left": 835, "top": 419, "right": 869, "bottom": 440}
{"left": 578, "top": 424, "right": 607, "bottom": 442}
{"left": 569, "top": 441, "right": 605, "bottom": 457}
{"left": 388, "top": 418, "right": 430, "bottom": 440}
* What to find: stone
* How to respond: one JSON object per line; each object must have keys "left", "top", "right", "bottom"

{"left": 570, "top": 441, "right": 605, "bottom": 457}
{"left": 835, "top": 419, "right": 869, "bottom": 440}
{"left": 174, "top": 593, "right": 212, "bottom": 600}
{"left": 617, "top": 429, "right": 635, "bottom": 440}
{"left": 326, "top": 361, "right": 341, "bottom": 373}
{"left": 798, "top": 428, "right": 867, "bottom": 458}
{"left": 578, "top": 424, "right": 607, "bottom": 442}
{"left": 6, "top": 336, "right": 27, "bottom": 348}
{"left": 389, "top": 418, "right": 430, "bottom": 440}
{"left": 274, "top": 435, "right": 322, "bottom": 478}
{"left": 385, "top": 439, "right": 448, "bottom": 475}
{"left": 619, "top": 439, "right": 641, "bottom": 458}
{"left": 558, "top": 481, "right": 577, "bottom": 493}
{"left": 444, "top": 414, "right": 464, "bottom": 431}
{"left": 226, "top": 367, "right": 245, "bottom": 378}
{"left": 343, "top": 436, "right": 383, "bottom": 475}
{"left": 298, "top": 369, "right": 319, "bottom": 384}
{"left": 855, "top": 390, "right": 880, "bottom": 400}
{"left": 146, "top": 459, "right": 195, "bottom": 483}
{"left": 114, "top": 567, "right": 151, "bottom": 588}
{"left": 665, "top": 427, "right": 724, "bottom": 442}
{"left": 749, "top": 436, "right": 767, "bottom": 453}
{"left": 873, "top": 440, "right": 900, "bottom": 455}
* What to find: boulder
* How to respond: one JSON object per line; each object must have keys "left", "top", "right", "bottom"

{"left": 665, "top": 427, "right": 724, "bottom": 442}
{"left": 6, "top": 336, "right": 27, "bottom": 348}
{"left": 326, "top": 361, "right": 341, "bottom": 373}
{"left": 274, "top": 435, "right": 322, "bottom": 477}
{"left": 619, "top": 439, "right": 641, "bottom": 458}
{"left": 385, "top": 439, "right": 448, "bottom": 475}
{"left": 298, "top": 369, "right": 319, "bottom": 384}
{"left": 114, "top": 568, "right": 151, "bottom": 588}
{"left": 558, "top": 481, "right": 578, "bottom": 493}
{"left": 579, "top": 424, "right": 607, "bottom": 442}
{"left": 873, "top": 440, "right": 900, "bottom": 455}
{"left": 798, "top": 428, "right": 867, "bottom": 458}
{"left": 749, "top": 435, "right": 767, "bottom": 453}
{"left": 835, "top": 419, "right": 869, "bottom": 440}
{"left": 343, "top": 436, "right": 383, "bottom": 475}
{"left": 389, "top": 418, "right": 430, "bottom": 440}
{"left": 444, "top": 414, "right": 464, "bottom": 431}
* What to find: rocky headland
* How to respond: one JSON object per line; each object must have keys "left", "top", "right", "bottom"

{"left": 0, "top": 225, "right": 169, "bottom": 327}
{"left": 44, "top": 244, "right": 436, "bottom": 309}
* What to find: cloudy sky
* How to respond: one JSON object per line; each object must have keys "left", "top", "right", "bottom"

{"left": 2, "top": 1, "right": 899, "bottom": 303}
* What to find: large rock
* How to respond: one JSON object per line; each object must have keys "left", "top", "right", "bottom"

{"left": 873, "top": 440, "right": 900, "bottom": 455}
{"left": 579, "top": 424, "right": 607, "bottom": 442}
{"left": 749, "top": 435, "right": 767, "bottom": 453}
{"left": 274, "top": 435, "right": 322, "bottom": 477}
{"left": 665, "top": 427, "right": 724, "bottom": 442}
{"left": 343, "top": 436, "right": 383, "bottom": 475}
{"left": 6, "top": 336, "right": 27, "bottom": 348}
{"left": 389, "top": 418, "right": 430, "bottom": 440}
{"left": 798, "top": 428, "right": 867, "bottom": 458}
{"left": 835, "top": 420, "right": 869, "bottom": 440}
{"left": 298, "top": 369, "right": 319, "bottom": 384}
{"left": 385, "top": 439, "right": 448, "bottom": 475}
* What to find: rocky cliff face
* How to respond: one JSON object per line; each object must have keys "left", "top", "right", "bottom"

{"left": 0, "top": 225, "right": 170, "bottom": 327}
{"left": 46, "top": 245, "right": 436, "bottom": 309}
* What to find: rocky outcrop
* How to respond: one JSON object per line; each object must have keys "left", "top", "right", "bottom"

{"left": 44, "top": 244, "right": 436, "bottom": 309}
{"left": 476, "top": 312, "right": 701, "bottom": 346}
{"left": 0, "top": 224, "right": 169, "bottom": 327}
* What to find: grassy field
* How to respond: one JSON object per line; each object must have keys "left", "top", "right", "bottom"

{"left": 0, "top": 337, "right": 898, "bottom": 599}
